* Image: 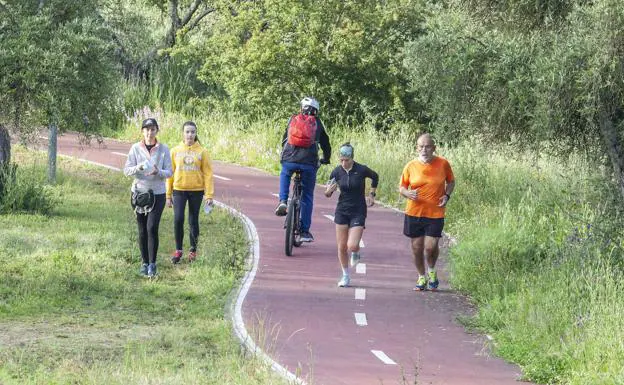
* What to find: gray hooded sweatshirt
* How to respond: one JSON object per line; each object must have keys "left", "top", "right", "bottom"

{"left": 124, "top": 141, "right": 173, "bottom": 195}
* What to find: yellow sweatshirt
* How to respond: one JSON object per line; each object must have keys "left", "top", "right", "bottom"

{"left": 166, "top": 141, "right": 214, "bottom": 199}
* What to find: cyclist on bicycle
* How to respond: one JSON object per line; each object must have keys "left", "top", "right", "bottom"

{"left": 275, "top": 97, "right": 331, "bottom": 243}
{"left": 325, "top": 143, "right": 379, "bottom": 287}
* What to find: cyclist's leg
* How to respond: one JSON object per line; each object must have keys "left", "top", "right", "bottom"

{"left": 298, "top": 163, "right": 318, "bottom": 232}
{"left": 278, "top": 162, "right": 297, "bottom": 202}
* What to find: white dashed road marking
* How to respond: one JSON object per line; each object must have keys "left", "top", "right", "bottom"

{"left": 272, "top": 193, "right": 280, "bottom": 198}
{"left": 355, "top": 288, "right": 366, "bottom": 300}
{"left": 214, "top": 174, "right": 231, "bottom": 181}
{"left": 354, "top": 313, "right": 368, "bottom": 326}
{"left": 111, "top": 152, "right": 127, "bottom": 157}
{"left": 356, "top": 264, "right": 366, "bottom": 274}
{"left": 371, "top": 350, "right": 397, "bottom": 365}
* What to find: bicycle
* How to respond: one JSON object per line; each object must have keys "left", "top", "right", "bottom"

{"left": 284, "top": 169, "right": 304, "bottom": 256}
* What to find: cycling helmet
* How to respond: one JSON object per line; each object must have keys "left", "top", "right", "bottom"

{"left": 300, "top": 97, "right": 320, "bottom": 115}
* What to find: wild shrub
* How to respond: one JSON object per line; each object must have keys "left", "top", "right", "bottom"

{"left": 0, "top": 162, "right": 57, "bottom": 215}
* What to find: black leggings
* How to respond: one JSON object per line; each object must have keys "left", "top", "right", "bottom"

{"left": 173, "top": 190, "right": 204, "bottom": 252}
{"left": 136, "top": 193, "right": 166, "bottom": 264}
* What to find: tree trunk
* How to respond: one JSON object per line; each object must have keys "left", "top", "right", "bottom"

{"left": 48, "top": 123, "right": 57, "bottom": 184}
{"left": 598, "top": 107, "right": 624, "bottom": 200}
{"left": 0, "top": 124, "right": 10, "bottom": 166}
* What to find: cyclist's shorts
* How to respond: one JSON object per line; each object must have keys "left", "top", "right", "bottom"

{"left": 334, "top": 210, "right": 366, "bottom": 228}
{"left": 403, "top": 215, "right": 444, "bottom": 238}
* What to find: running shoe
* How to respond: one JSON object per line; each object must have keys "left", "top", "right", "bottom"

{"left": 338, "top": 274, "right": 350, "bottom": 287}
{"left": 428, "top": 270, "right": 439, "bottom": 290}
{"left": 188, "top": 251, "right": 197, "bottom": 263}
{"left": 171, "top": 250, "right": 183, "bottom": 264}
{"left": 349, "top": 251, "right": 361, "bottom": 267}
{"left": 413, "top": 275, "right": 428, "bottom": 291}
{"left": 299, "top": 231, "right": 314, "bottom": 242}
{"left": 147, "top": 263, "right": 157, "bottom": 278}
{"left": 140, "top": 263, "right": 149, "bottom": 276}
{"left": 275, "top": 200, "right": 287, "bottom": 216}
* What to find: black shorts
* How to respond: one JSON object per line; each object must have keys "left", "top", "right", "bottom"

{"left": 334, "top": 210, "right": 366, "bottom": 228}
{"left": 403, "top": 215, "right": 444, "bottom": 238}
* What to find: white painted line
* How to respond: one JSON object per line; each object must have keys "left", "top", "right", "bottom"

{"left": 355, "top": 288, "right": 366, "bottom": 300}
{"left": 214, "top": 174, "right": 231, "bottom": 181}
{"left": 324, "top": 214, "right": 334, "bottom": 221}
{"left": 359, "top": 239, "right": 365, "bottom": 248}
{"left": 111, "top": 151, "right": 127, "bottom": 157}
{"left": 76, "top": 158, "right": 121, "bottom": 172}
{"left": 354, "top": 313, "right": 368, "bottom": 326}
{"left": 271, "top": 193, "right": 279, "bottom": 198}
{"left": 356, "top": 263, "right": 366, "bottom": 274}
{"left": 371, "top": 350, "right": 397, "bottom": 365}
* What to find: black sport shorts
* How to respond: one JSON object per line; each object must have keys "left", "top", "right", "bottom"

{"left": 403, "top": 215, "right": 444, "bottom": 238}
{"left": 334, "top": 210, "right": 366, "bottom": 228}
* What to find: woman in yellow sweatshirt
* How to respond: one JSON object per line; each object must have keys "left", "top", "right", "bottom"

{"left": 166, "top": 121, "right": 214, "bottom": 263}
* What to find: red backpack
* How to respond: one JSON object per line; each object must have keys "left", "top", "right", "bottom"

{"left": 287, "top": 114, "right": 317, "bottom": 147}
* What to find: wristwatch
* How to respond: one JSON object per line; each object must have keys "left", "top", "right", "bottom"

{"left": 443, "top": 193, "right": 450, "bottom": 200}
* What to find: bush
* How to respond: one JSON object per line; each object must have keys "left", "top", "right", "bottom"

{"left": 0, "top": 162, "right": 58, "bottom": 215}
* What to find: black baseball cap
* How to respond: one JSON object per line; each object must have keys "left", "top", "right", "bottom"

{"left": 141, "top": 118, "right": 159, "bottom": 128}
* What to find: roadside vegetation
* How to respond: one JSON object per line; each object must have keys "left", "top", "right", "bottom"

{"left": 0, "top": 148, "right": 287, "bottom": 385}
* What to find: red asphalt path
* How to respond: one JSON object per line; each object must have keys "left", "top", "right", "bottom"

{"left": 49, "top": 133, "right": 527, "bottom": 385}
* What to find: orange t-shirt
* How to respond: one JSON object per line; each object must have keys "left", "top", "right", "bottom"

{"left": 399, "top": 156, "right": 454, "bottom": 219}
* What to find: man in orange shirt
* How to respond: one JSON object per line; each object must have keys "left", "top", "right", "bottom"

{"left": 399, "top": 134, "right": 455, "bottom": 291}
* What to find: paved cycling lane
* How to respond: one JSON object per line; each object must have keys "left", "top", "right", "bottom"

{"left": 51, "top": 133, "right": 526, "bottom": 385}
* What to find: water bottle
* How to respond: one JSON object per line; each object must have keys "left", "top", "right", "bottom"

{"left": 204, "top": 201, "right": 214, "bottom": 215}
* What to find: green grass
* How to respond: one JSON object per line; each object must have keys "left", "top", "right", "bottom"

{"left": 116, "top": 109, "right": 624, "bottom": 384}
{"left": 0, "top": 147, "right": 287, "bottom": 385}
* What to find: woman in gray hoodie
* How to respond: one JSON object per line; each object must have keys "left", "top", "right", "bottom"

{"left": 124, "top": 118, "right": 173, "bottom": 277}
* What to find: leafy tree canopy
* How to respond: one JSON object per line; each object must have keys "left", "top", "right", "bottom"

{"left": 177, "top": 0, "right": 426, "bottom": 126}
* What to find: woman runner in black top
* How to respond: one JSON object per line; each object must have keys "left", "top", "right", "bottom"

{"left": 325, "top": 143, "right": 379, "bottom": 287}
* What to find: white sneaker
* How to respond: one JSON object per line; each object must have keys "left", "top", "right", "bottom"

{"left": 337, "top": 274, "right": 350, "bottom": 287}
{"left": 349, "top": 251, "right": 360, "bottom": 267}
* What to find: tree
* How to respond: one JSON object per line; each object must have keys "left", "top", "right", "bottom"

{"left": 183, "top": 0, "right": 425, "bottom": 126}
{"left": 0, "top": 0, "right": 120, "bottom": 181}
{"left": 403, "top": 0, "right": 624, "bottom": 198}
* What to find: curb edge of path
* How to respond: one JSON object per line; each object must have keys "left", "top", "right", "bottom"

{"left": 219, "top": 201, "right": 307, "bottom": 385}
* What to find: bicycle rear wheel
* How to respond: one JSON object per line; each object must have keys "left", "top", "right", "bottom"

{"left": 284, "top": 199, "right": 297, "bottom": 256}
{"left": 293, "top": 203, "right": 303, "bottom": 248}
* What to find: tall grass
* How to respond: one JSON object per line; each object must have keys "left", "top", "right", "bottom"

{"left": 116, "top": 108, "right": 624, "bottom": 383}
{"left": 0, "top": 148, "right": 287, "bottom": 384}
{"left": 0, "top": 160, "right": 58, "bottom": 215}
